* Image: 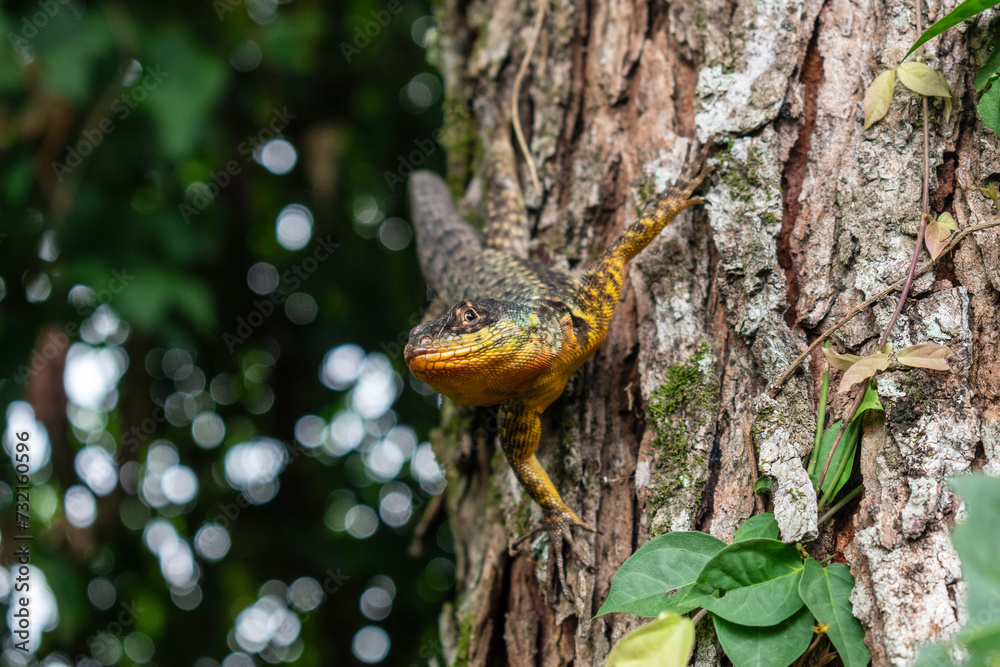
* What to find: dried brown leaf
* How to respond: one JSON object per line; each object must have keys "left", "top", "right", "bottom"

{"left": 925, "top": 216, "right": 953, "bottom": 260}
{"left": 822, "top": 347, "right": 864, "bottom": 372}
{"left": 897, "top": 343, "right": 952, "bottom": 371}
{"left": 838, "top": 353, "right": 891, "bottom": 393}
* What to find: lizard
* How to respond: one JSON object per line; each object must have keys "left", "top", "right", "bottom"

{"left": 403, "top": 137, "right": 711, "bottom": 601}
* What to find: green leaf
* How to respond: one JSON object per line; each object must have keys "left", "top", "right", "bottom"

{"left": 947, "top": 476, "right": 1000, "bottom": 661}
{"left": 810, "top": 420, "right": 854, "bottom": 497}
{"left": 937, "top": 211, "right": 959, "bottom": 231}
{"left": 606, "top": 612, "right": 695, "bottom": 667}
{"left": 912, "top": 641, "right": 955, "bottom": 667}
{"left": 754, "top": 477, "right": 772, "bottom": 494}
{"left": 143, "top": 29, "right": 230, "bottom": 160}
{"left": 897, "top": 343, "right": 952, "bottom": 371}
{"left": 863, "top": 69, "right": 895, "bottom": 130}
{"left": 959, "top": 621, "right": 1000, "bottom": 655}
{"left": 713, "top": 607, "right": 816, "bottom": 667}
{"left": 258, "top": 8, "right": 326, "bottom": 70}
{"left": 897, "top": 62, "right": 952, "bottom": 98}
{"left": 982, "top": 181, "right": 1000, "bottom": 208}
{"left": 798, "top": 559, "right": 872, "bottom": 667}
{"left": 855, "top": 383, "right": 885, "bottom": 414}
{"left": 809, "top": 385, "right": 881, "bottom": 497}
{"left": 596, "top": 531, "right": 727, "bottom": 617}
{"left": 939, "top": 71, "right": 953, "bottom": 123}
{"left": 734, "top": 513, "right": 779, "bottom": 542}
{"left": 975, "top": 38, "right": 1000, "bottom": 91}
{"left": 978, "top": 82, "right": 1000, "bottom": 135}
{"left": 905, "top": 0, "right": 1000, "bottom": 59}
{"left": 36, "top": 13, "right": 116, "bottom": 103}
{"left": 838, "top": 353, "right": 890, "bottom": 393}
{"left": 112, "top": 267, "right": 217, "bottom": 333}
{"left": 693, "top": 539, "right": 805, "bottom": 627}
{"left": 823, "top": 347, "right": 864, "bottom": 372}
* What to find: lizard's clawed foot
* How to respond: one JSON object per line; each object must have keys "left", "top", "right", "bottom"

{"left": 676, "top": 145, "right": 717, "bottom": 201}
{"left": 514, "top": 507, "right": 599, "bottom": 603}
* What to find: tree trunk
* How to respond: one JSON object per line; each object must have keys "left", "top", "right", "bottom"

{"left": 425, "top": 0, "right": 1000, "bottom": 664}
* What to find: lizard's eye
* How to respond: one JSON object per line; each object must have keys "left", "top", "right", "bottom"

{"left": 463, "top": 310, "right": 477, "bottom": 323}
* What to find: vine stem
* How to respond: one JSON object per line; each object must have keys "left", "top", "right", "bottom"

{"left": 818, "top": 485, "right": 864, "bottom": 526}
{"left": 795, "top": 633, "right": 824, "bottom": 667}
{"left": 510, "top": 0, "right": 547, "bottom": 198}
{"left": 818, "top": 401, "right": 864, "bottom": 509}
{"left": 814, "top": 386, "right": 866, "bottom": 496}
{"left": 768, "top": 216, "right": 1000, "bottom": 398}
{"left": 807, "top": 342, "right": 831, "bottom": 476}
{"left": 691, "top": 609, "right": 708, "bottom": 627}
{"left": 815, "top": 3, "right": 933, "bottom": 495}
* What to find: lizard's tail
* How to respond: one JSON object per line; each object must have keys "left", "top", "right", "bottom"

{"left": 408, "top": 171, "right": 483, "bottom": 301}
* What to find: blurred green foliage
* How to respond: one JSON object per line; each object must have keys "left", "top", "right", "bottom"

{"left": 0, "top": 0, "right": 452, "bottom": 663}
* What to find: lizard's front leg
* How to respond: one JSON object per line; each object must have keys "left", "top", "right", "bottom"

{"left": 498, "top": 399, "right": 596, "bottom": 601}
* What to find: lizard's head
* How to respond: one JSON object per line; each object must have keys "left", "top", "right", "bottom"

{"left": 404, "top": 298, "right": 558, "bottom": 406}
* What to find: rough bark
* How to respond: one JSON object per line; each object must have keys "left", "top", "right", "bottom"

{"left": 424, "top": 0, "right": 1000, "bottom": 664}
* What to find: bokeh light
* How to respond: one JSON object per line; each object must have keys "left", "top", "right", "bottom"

{"left": 247, "top": 262, "right": 279, "bottom": 294}
{"left": 64, "top": 485, "right": 98, "bottom": 528}
{"left": 275, "top": 204, "right": 313, "bottom": 250}
{"left": 3, "top": 402, "right": 52, "bottom": 475}
{"left": 261, "top": 139, "right": 298, "bottom": 175}
{"left": 194, "top": 523, "right": 232, "bottom": 562}
{"left": 352, "top": 626, "right": 390, "bottom": 664}
{"left": 229, "top": 39, "right": 263, "bottom": 72}
{"left": 284, "top": 292, "right": 318, "bottom": 325}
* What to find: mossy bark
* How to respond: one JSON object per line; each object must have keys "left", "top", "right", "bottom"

{"left": 426, "top": 0, "right": 1000, "bottom": 664}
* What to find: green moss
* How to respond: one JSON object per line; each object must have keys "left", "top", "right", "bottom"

{"left": 647, "top": 341, "right": 717, "bottom": 458}
{"left": 752, "top": 401, "right": 787, "bottom": 441}
{"left": 453, "top": 611, "right": 476, "bottom": 666}
{"left": 558, "top": 412, "right": 578, "bottom": 455}
{"left": 694, "top": 5, "right": 707, "bottom": 29}
{"left": 635, "top": 181, "right": 657, "bottom": 217}
{"left": 437, "top": 94, "right": 478, "bottom": 199}
{"left": 718, "top": 146, "right": 767, "bottom": 202}
{"left": 513, "top": 500, "right": 533, "bottom": 535}
{"left": 761, "top": 211, "right": 779, "bottom": 225}
{"left": 649, "top": 479, "right": 675, "bottom": 510}
{"left": 645, "top": 342, "right": 719, "bottom": 514}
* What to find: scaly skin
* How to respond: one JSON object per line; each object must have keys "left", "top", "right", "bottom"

{"left": 404, "top": 141, "right": 710, "bottom": 601}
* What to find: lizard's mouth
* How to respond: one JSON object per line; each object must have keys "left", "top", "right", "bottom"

{"left": 404, "top": 338, "right": 479, "bottom": 374}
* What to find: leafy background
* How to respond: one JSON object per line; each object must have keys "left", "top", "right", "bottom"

{"left": 0, "top": 0, "right": 452, "bottom": 664}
